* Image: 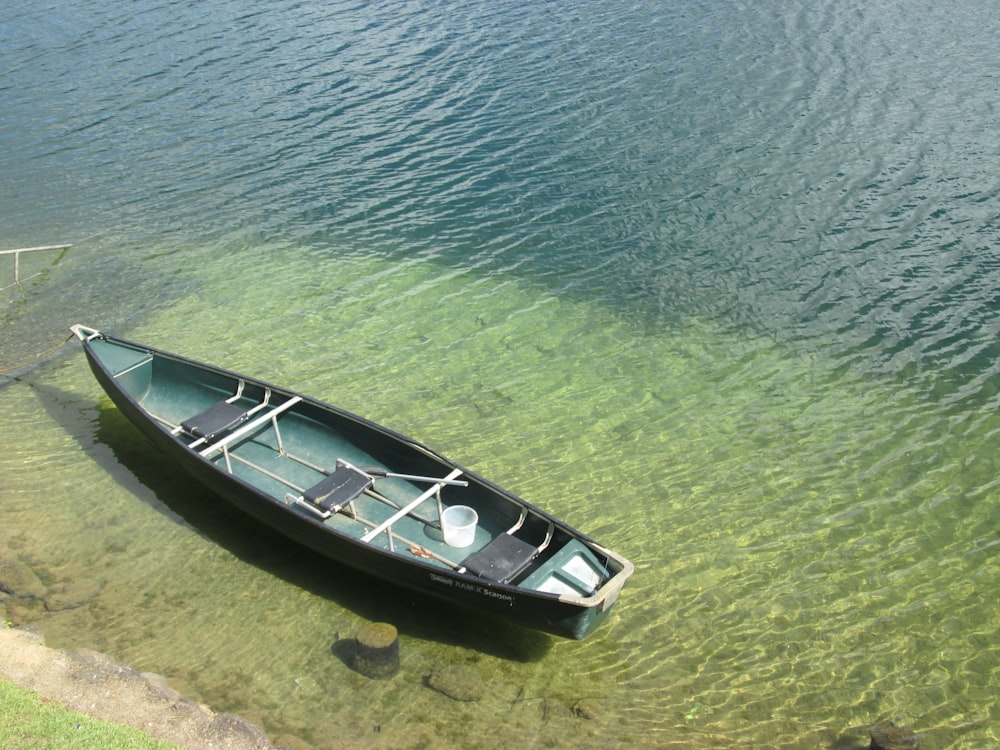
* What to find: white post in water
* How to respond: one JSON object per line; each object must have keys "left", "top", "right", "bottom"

{"left": 0, "top": 244, "right": 72, "bottom": 291}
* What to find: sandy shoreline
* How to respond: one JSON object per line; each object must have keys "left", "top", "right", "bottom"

{"left": 0, "top": 625, "right": 308, "bottom": 750}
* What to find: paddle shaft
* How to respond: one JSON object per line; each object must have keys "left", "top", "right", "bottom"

{"left": 367, "top": 469, "right": 468, "bottom": 487}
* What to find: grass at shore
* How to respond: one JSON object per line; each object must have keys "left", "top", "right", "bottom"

{"left": 0, "top": 680, "right": 179, "bottom": 750}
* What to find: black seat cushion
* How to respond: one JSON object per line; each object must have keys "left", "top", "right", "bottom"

{"left": 181, "top": 401, "right": 249, "bottom": 441}
{"left": 304, "top": 466, "right": 373, "bottom": 512}
{"left": 462, "top": 534, "right": 538, "bottom": 583}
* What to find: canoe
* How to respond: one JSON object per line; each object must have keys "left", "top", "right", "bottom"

{"left": 70, "top": 325, "right": 633, "bottom": 639}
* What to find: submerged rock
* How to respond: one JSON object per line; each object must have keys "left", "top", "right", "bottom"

{"left": 272, "top": 733, "right": 316, "bottom": 750}
{"left": 572, "top": 697, "right": 602, "bottom": 720}
{"left": 45, "top": 578, "right": 103, "bottom": 611}
{"left": 869, "top": 721, "right": 919, "bottom": 750}
{"left": 0, "top": 560, "right": 47, "bottom": 599}
{"left": 426, "top": 665, "right": 484, "bottom": 702}
{"left": 141, "top": 672, "right": 183, "bottom": 703}
{"left": 204, "top": 712, "right": 273, "bottom": 749}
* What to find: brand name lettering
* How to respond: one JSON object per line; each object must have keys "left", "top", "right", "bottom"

{"left": 429, "top": 574, "right": 514, "bottom": 605}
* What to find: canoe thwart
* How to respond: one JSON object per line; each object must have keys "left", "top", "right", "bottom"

{"left": 181, "top": 386, "right": 273, "bottom": 449}
{"left": 198, "top": 396, "right": 302, "bottom": 458}
{"left": 360, "top": 468, "right": 464, "bottom": 543}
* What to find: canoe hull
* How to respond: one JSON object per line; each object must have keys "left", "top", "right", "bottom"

{"left": 75, "top": 327, "right": 632, "bottom": 640}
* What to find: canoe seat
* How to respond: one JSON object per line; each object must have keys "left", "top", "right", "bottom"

{"left": 181, "top": 401, "right": 249, "bottom": 441}
{"left": 461, "top": 533, "right": 539, "bottom": 583}
{"left": 303, "top": 465, "right": 373, "bottom": 513}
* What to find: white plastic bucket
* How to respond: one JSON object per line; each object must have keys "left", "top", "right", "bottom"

{"left": 441, "top": 505, "right": 478, "bottom": 548}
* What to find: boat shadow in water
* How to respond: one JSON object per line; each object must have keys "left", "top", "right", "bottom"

{"left": 35, "top": 384, "right": 552, "bottom": 662}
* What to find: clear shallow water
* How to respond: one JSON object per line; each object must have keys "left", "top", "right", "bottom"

{"left": 2, "top": 1, "right": 999, "bottom": 748}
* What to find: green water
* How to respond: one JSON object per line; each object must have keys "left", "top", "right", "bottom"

{"left": 3, "top": 238, "right": 997, "bottom": 748}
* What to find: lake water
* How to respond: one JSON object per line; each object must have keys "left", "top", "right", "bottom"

{"left": 2, "top": 1, "right": 999, "bottom": 747}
